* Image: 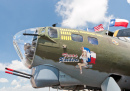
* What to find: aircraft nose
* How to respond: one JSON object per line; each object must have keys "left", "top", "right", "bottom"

{"left": 13, "top": 28, "right": 38, "bottom": 68}
{"left": 24, "top": 43, "right": 35, "bottom": 58}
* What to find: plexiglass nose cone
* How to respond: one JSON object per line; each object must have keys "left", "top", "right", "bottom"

{"left": 13, "top": 28, "right": 38, "bottom": 68}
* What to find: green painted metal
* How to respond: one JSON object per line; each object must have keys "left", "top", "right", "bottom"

{"left": 33, "top": 27, "right": 130, "bottom": 76}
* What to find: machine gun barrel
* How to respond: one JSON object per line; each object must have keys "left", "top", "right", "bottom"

{"left": 5, "top": 71, "right": 30, "bottom": 79}
{"left": 23, "top": 33, "right": 40, "bottom": 36}
{"left": 5, "top": 67, "right": 32, "bottom": 77}
{"left": 5, "top": 67, "right": 32, "bottom": 79}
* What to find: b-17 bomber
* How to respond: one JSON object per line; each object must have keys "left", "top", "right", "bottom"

{"left": 5, "top": 26, "right": 130, "bottom": 91}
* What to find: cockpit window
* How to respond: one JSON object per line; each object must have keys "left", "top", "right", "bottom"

{"left": 71, "top": 34, "right": 83, "bottom": 42}
{"left": 88, "top": 36, "right": 98, "bottom": 45}
{"left": 48, "top": 28, "right": 58, "bottom": 38}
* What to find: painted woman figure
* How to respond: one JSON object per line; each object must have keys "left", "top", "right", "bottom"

{"left": 78, "top": 47, "right": 89, "bottom": 74}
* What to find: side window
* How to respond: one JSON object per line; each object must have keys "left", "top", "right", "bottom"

{"left": 88, "top": 36, "right": 98, "bottom": 45}
{"left": 71, "top": 34, "right": 83, "bottom": 42}
{"left": 48, "top": 28, "right": 58, "bottom": 38}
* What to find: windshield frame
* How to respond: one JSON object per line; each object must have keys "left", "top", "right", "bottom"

{"left": 47, "top": 27, "right": 59, "bottom": 39}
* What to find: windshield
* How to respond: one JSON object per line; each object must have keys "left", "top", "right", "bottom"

{"left": 48, "top": 28, "right": 58, "bottom": 38}
{"left": 13, "top": 28, "right": 38, "bottom": 68}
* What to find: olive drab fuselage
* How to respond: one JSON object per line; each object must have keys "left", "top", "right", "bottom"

{"left": 33, "top": 27, "right": 130, "bottom": 76}
{"left": 13, "top": 27, "right": 130, "bottom": 89}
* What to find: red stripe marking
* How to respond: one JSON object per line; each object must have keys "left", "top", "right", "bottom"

{"left": 5, "top": 71, "right": 13, "bottom": 74}
{"left": 6, "top": 68, "right": 14, "bottom": 71}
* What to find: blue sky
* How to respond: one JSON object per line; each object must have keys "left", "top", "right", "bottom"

{"left": 0, "top": 0, "right": 130, "bottom": 91}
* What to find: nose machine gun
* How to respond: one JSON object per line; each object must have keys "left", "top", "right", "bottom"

{"left": 5, "top": 67, "right": 32, "bottom": 79}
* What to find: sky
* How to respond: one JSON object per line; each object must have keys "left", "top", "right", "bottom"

{"left": 0, "top": 0, "right": 130, "bottom": 91}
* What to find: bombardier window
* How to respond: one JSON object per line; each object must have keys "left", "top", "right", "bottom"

{"left": 48, "top": 28, "right": 58, "bottom": 38}
{"left": 88, "top": 37, "right": 98, "bottom": 45}
{"left": 71, "top": 34, "right": 83, "bottom": 42}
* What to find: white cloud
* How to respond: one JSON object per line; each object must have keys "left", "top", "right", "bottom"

{"left": 11, "top": 80, "right": 21, "bottom": 89}
{"left": 0, "top": 77, "right": 62, "bottom": 91}
{"left": 0, "top": 63, "right": 5, "bottom": 71}
{"left": 11, "top": 80, "right": 19, "bottom": 86}
{"left": 0, "top": 78, "right": 8, "bottom": 83}
{"left": 0, "top": 60, "right": 29, "bottom": 72}
{"left": 56, "top": 0, "right": 113, "bottom": 29}
{"left": 7, "top": 60, "right": 28, "bottom": 71}
{"left": 127, "top": 0, "right": 130, "bottom": 4}
{"left": 1, "top": 82, "right": 60, "bottom": 91}
{"left": 0, "top": 85, "right": 55, "bottom": 91}
{"left": 17, "top": 77, "right": 28, "bottom": 83}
